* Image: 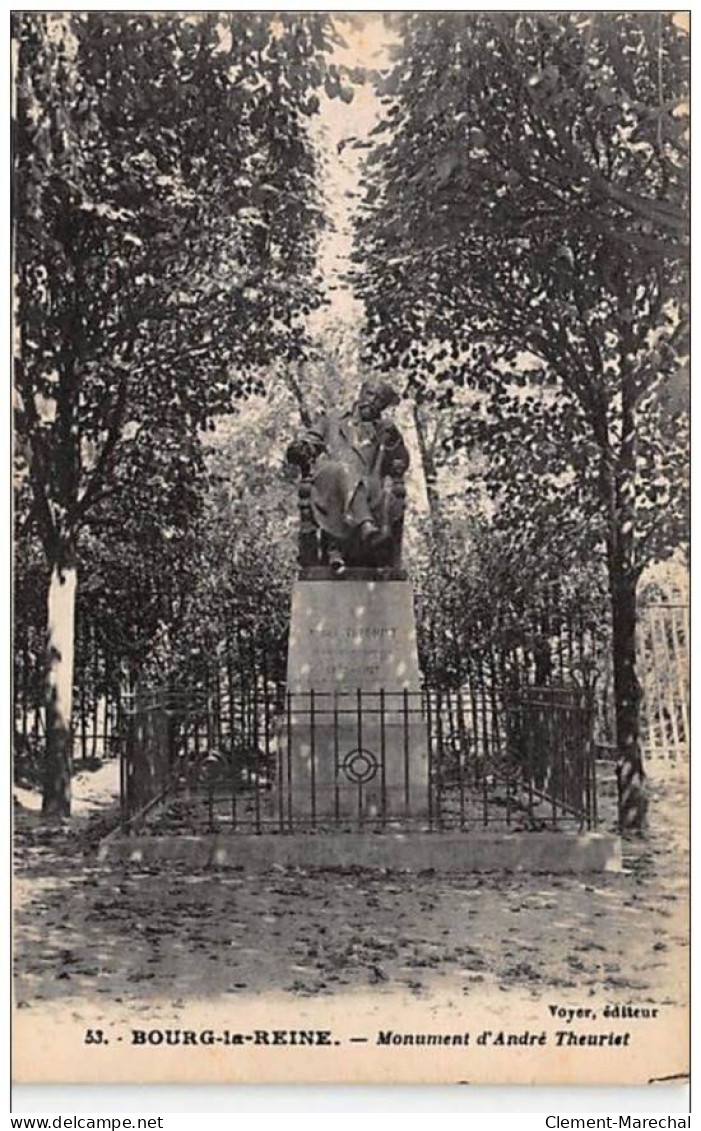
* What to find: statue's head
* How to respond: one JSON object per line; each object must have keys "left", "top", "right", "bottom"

{"left": 357, "top": 380, "right": 400, "bottom": 422}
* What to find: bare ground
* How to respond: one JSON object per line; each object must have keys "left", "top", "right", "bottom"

{"left": 14, "top": 762, "right": 688, "bottom": 1016}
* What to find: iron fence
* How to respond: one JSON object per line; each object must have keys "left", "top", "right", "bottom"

{"left": 118, "top": 683, "right": 597, "bottom": 836}
{"left": 637, "top": 602, "right": 689, "bottom": 760}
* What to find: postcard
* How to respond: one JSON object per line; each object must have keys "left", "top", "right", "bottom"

{"left": 12, "top": 10, "right": 689, "bottom": 1087}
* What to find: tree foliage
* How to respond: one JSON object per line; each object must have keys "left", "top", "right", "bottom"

{"left": 13, "top": 11, "right": 339, "bottom": 814}
{"left": 353, "top": 12, "right": 689, "bottom": 826}
{"left": 14, "top": 11, "right": 337, "bottom": 555}
{"left": 354, "top": 12, "right": 688, "bottom": 563}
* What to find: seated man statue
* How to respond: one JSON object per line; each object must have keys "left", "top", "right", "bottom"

{"left": 286, "top": 380, "right": 410, "bottom": 575}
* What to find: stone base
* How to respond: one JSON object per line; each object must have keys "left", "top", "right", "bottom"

{"left": 99, "top": 831, "right": 623, "bottom": 874}
{"left": 284, "top": 578, "right": 428, "bottom": 818}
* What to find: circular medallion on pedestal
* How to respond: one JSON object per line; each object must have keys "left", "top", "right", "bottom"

{"left": 342, "top": 747, "right": 379, "bottom": 785}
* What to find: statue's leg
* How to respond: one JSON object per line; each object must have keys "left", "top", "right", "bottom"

{"left": 311, "top": 463, "right": 355, "bottom": 570}
{"left": 344, "top": 482, "right": 376, "bottom": 531}
{"left": 319, "top": 530, "right": 331, "bottom": 565}
{"left": 345, "top": 477, "right": 405, "bottom": 569}
{"left": 326, "top": 536, "right": 346, "bottom": 575}
{"left": 298, "top": 477, "right": 320, "bottom": 567}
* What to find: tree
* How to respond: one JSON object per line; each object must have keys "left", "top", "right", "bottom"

{"left": 354, "top": 12, "right": 689, "bottom": 828}
{"left": 13, "top": 12, "right": 335, "bottom": 816}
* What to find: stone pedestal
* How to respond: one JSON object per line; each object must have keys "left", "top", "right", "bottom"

{"left": 282, "top": 577, "right": 429, "bottom": 822}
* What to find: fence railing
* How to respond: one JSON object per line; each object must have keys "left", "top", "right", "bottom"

{"left": 637, "top": 602, "right": 689, "bottom": 760}
{"left": 118, "top": 684, "right": 598, "bottom": 836}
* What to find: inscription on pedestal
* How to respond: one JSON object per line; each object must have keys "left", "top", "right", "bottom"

{"left": 287, "top": 581, "right": 421, "bottom": 694}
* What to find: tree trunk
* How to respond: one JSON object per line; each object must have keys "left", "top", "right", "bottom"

{"left": 42, "top": 546, "right": 77, "bottom": 819}
{"left": 609, "top": 560, "right": 646, "bottom": 831}
{"left": 282, "top": 364, "right": 312, "bottom": 429}
{"left": 605, "top": 373, "right": 647, "bottom": 833}
{"left": 412, "top": 401, "right": 443, "bottom": 540}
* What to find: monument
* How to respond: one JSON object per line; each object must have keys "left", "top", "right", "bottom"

{"left": 283, "top": 380, "right": 429, "bottom": 823}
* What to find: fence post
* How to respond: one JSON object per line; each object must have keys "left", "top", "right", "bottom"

{"left": 121, "top": 686, "right": 136, "bottom": 835}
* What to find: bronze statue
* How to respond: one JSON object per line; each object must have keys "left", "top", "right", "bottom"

{"left": 286, "top": 380, "right": 409, "bottom": 574}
